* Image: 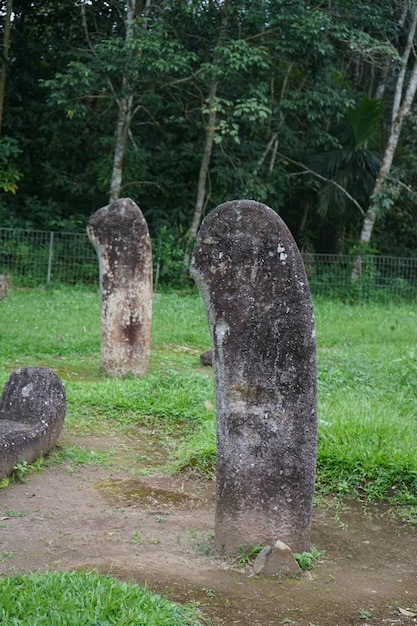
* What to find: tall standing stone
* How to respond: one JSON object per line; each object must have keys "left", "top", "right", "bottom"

{"left": 190, "top": 200, "right": 317, "bottom": 555}
{"left": 87, "top": 198, "right": 152, "bottom": 377}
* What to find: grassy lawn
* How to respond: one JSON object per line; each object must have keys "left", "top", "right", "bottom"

{"left": 0, "top": 287, "right": 416, "bottom": 504}
{"left": 0, "top": 570, "right": 204, "bottom": 625}
{"left": 0, "top": 286, "right": 416, "bottom": 621}
{"left": 314, "top": 298, "right": 417, "bottom": 506}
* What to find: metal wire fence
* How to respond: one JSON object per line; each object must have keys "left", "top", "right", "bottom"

{"left": 0, "top": 227, "right": 416, "bottom": 301}
{"left": 0, "top": 228, "right": 97, "bottom": 286}
{"left": 301, "top": 252, "right": 417, "bottom": 302}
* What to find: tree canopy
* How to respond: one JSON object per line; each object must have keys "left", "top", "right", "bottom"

{"left": 1, "top": 0, "right": 417, "bottom": 260}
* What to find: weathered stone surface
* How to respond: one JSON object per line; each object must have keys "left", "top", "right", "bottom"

{"left": 0, "top": 367, "right": 66, "bottom": 478}
{"left": 190, "top": 199, "right": 317, "bottom": 556}
{"left": 87, "top": 198, "right": 152, "bottom": 377}
{"left": 0, "top": 275, "right": 8, "bottom": 299}
{"left": 253, "top": 540, "right": 301, "bottom": 576}
{"left": 200, "top": 350, "right": 213, "bottom": 366}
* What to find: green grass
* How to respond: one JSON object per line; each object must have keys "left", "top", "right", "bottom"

{"left": 0, "top": 570, "right": 205, "bottom": 625}
{"left": 0, "top": 286, "right": 416, "bottom": 621}
{"left": 1, "top": 287, "right": 417, "bottom": 504}
{"left": 0, "top": 286, "right": 100, "bottom": 361}
{"left": 314, "top": 299, "right": 417, "bottom": 503}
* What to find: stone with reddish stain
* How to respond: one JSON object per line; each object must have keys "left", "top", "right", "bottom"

{"left": 87, "top": 198, "right": 152, "bottom": 377}
{"left": 190, "top": 199, "right": 317, "bottom": 557}
{"left": 0, "top": 367, "right": 66, "bottom": 479}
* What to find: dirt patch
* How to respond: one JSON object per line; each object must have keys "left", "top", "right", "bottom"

{"left": 0, "top": 432, "right": 416, "bottom": 626}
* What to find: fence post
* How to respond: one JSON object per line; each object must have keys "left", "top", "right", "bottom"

{"left": 47, "top": 232, "right": 54, "bottom": 283}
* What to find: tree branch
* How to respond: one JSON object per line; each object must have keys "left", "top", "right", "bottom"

{"left": 397, "top": 179, "right": 417, "bottom": 199}
{"left": 279, "top": 153, "right": 366, "bottom": 217}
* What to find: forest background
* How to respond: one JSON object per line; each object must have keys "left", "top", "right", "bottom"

{"left": 1, "top": 0, "right": 417, "bottom": 271}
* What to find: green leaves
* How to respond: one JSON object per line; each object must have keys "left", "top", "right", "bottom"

{"left": 215, "top": 39, "right": 270, "bottom": 75}
{"left": 344, "top": 95, "right": 382, "bottom": 152}
{"left": 307, "top": 95, "right": 382, "bottom": 217}
{"left": 0, "top": 570, "right": 205, "bottom": 625}
{"left": 0, "top": 137, "right": 22, "bottom": 194}
{"left": 2, "top": 0, "right": 416, "bottom": 258}
{"left": 233, "top": 97, "right": 271, "bottom": 123}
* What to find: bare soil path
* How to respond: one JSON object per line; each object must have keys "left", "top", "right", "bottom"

{"left": 0, "top": 431, "right": 416, "bottom": 626}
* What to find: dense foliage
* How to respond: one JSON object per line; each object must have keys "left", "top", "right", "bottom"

{"left": 1, "top": 0, "right": 417, "bottom": 258}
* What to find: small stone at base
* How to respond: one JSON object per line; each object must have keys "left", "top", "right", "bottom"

{"left": 253, "top": 540, "right": 301, "bottom": 576}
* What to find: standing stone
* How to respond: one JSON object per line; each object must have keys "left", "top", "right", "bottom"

{"left": 190, "top": 200, "right": 317, "bottom": 556}
{"left": 87, "top": 198, "right": 152, "bottom": 377}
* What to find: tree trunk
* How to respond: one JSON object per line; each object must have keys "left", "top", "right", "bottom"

{"left": 353, "top": 5, "right": 417, "bottom": 278}
{"left": 0, "top": 0, "right": 13, "bottom": 137}
{"left": 358, "top": 62, "right": 417, "bottom": 245}
{"left": 184, "top": 4, "right": 229, "bottom": 266}
{"left": 109, "top": 95, "right": 133, "bottom": 201}
{"left": 109, "top": 0, "right": 136, "bottom": 202}
{"left": 185, "top": 79, "right": 218, "bottom": 253}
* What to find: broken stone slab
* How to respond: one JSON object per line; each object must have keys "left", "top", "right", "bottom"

{"left": 190, "top": 199, "right": 317, "bottom": 556}
{"left": 87, "top": 197, "right": 152, "bottom": 377}
{"left": 0, "top": 367, "right": 66, "bottom": 479}
{"left": 253, "top": 540, "right": 301, "bottom": 576}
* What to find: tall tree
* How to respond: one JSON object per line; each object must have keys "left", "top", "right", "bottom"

{"left": 0, "top": 0, "right": 88, "bottom": 226}
{"left": 45, "top": 0, "right": 193, "bottom": 203}
{"left": 0, "top": 0, "right": 12, "bottom": 136}
{"left": 106, "top": 0, "right": 138, "bottom": 201}
{"left": 356, "top": 2, "right": 417, "bottom": 249}
{"left": 0, "top": 1, "right": 22, "bottom": 198}
{"left": 1, "top": 0, "right": 416, "bottom": 263}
